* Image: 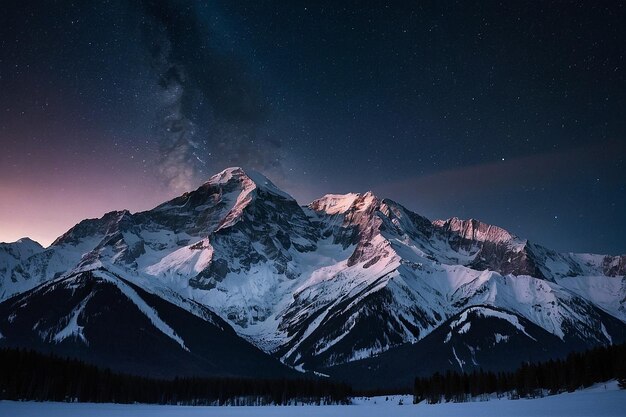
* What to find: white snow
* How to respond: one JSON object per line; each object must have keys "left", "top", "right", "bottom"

{"left": 451, "top": 306, "right": 536, "bottom": 341}
{"left": 309, "top": 193, "right": 360, "bottom": 215}
{"left": 53, "top": 293, "right": 94, "bottom": 345}
{"left": 206, "top": 167, "right": 293, "bottom": 201}
{"left": 452, "top": 346, "right": 464, "bottom": 370}
{"left": 458, "top": 322, "right": 471, "bottom": 334}
{"left": 145, "top": 239, "right": 214, "bottom": 277}
{"left": 92, "top": 270, "right": 189, "bottom": 351}
{"left": 0, "top": 381, "right": 623, "bottom": 417}
{"left": 555, "top": 274, "right": 626, "bottom": 322}
{"left": 494, "top": 333, "right": 509, "bottom": 344}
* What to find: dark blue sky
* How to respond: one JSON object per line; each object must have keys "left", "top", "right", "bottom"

{"left": 0, "top": 0, "right": 624, "bottom": 253}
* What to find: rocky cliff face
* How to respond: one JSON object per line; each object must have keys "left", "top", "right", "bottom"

{"left": 432, "top": 217, "right": 545, "bottom": 278}
{"left": 603, "top": 255, "right": 626, "bottom": 276}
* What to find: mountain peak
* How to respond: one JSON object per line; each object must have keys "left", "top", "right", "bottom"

{"left": 205, "top": 167, "right": 292, "bottom": 200}
{"left": 0, "top": 237, "right": 44, "bottom": 252}
{"left": 309, "top": 191, "right": 382, "bottom": 215}
{"left": 434, "top": 217, "right": 522, "bottom": 246}
{"left": 11, "top": 237, "right": 40, "bottom": 246}
{"left": 309, "top": 193, "right": 360, "bottom": 215}
{"left": 206, "top": 167, "right": 248, "bottom": 186}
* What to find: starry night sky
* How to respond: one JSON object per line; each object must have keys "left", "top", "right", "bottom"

{"left": 1, "top": 1, "right": 624, "bottom": 253}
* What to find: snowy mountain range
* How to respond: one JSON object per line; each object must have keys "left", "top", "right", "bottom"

{"left": 1, "top": 167, "right": 625, "bottom": 388}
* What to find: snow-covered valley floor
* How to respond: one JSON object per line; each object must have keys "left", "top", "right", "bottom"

{"left": 1, "top": 382, "right": 624, "bottom": 417}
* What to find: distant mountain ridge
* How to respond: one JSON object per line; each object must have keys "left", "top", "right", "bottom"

{"left": 1, "top": 167, "right": 625, "bottom": 387}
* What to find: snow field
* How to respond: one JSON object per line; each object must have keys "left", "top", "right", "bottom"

{"left": 1, "top": 381, "right": 623, "bottom": 417}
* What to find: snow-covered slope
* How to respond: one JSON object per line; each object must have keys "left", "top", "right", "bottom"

{"left": 272, "top": 192, "right": 626, "bottom": 369}
{"left": 0, "top": 237, "right": 45, "bottom": 299}
{"left": 0, "top": 268, "right": 295, "bottom": 379}
{"left": 0, "top": 167, "right": 625, "bottom": 379}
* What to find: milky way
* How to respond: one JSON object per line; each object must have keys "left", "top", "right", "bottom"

{"left": 137, "top": 0, "right": 280, "bottom": 191}
{"left": 0, "top": 0, "right": 624, "bottom": 253}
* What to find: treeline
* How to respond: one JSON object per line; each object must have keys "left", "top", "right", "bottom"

{"left": 0, "top": 348, "right": 351, "bottom": 405}
{"left": 413, "top": 343, "right": 626, "bottom": 404}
